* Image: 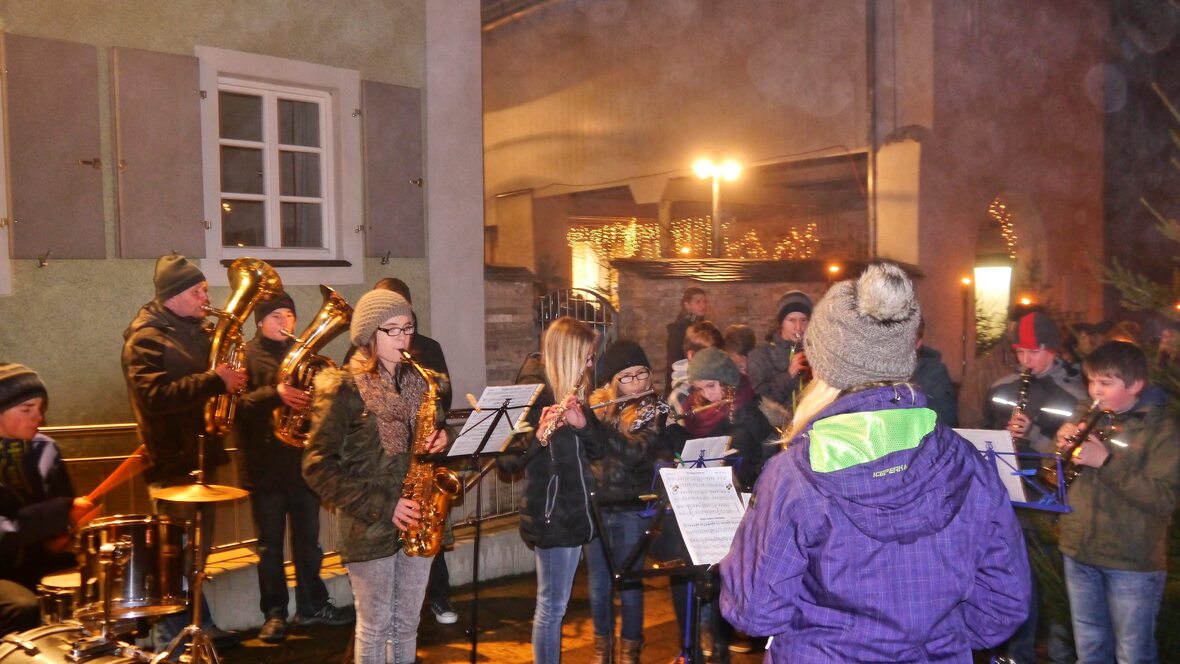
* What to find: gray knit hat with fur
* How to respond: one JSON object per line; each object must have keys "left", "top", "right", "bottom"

{"left": 350, "top": 289, "right": 412, "bottom": 346}
{"left": 803, "top": 262, "right": 921, "bottom": 390}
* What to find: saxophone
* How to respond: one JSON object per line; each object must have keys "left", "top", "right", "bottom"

{"left": 399, "top": 350, "right": 462, "bottom": 557}
{"left": 204, "top": 258, "right": 282, "bottom": 435}
{"left": 273, "top": 285, "right": 353, "bottom": 447}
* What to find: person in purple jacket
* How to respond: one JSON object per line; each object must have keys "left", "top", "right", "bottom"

{"left": 720, "top": 262, "right": 1030, "bottom": 663}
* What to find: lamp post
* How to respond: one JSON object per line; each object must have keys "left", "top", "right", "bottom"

{"left": 693, "top": 158, "right": 741, "bottom": 257}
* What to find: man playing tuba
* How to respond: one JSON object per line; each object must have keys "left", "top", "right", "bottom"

{"left": 236, "top": 292, "right": 354, "bottom": 643}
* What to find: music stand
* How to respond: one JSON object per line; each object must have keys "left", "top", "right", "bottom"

{"left": 591, "top": 451, "right": 737, "bottom": 664}
{"left": 449, "top": 384, "right": 541, "bottom": 664}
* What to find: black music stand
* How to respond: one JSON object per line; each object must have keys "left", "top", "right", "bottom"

{"left": 448, "top": 385, "right": 539, "bottom": 664}
{"left": 589, "top": 451, "right": 735, "bottom": 664}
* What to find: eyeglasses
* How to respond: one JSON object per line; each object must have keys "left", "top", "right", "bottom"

{"left": 617, "top": 370, "right": 650, "bottom": 384}
{"left": 376, "top": 325, "right": 416, "bottom": 337}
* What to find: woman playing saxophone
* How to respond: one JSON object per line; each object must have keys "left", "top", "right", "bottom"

{"left": 303, "top": 289, "right": 447, "bottom": 664}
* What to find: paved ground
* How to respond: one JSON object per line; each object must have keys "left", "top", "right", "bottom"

{"left": 220, "top": 568, "right": 765, "bottom": 663}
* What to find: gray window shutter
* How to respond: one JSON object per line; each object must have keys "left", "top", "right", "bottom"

{"left": 362, "top": 81, "right": 423, "bottom": 258}
{"left": 112, "top": 47, "right": 205, "bottom": 258}
{"left": 1, "top": 33, "right": 104, "bottom": 259}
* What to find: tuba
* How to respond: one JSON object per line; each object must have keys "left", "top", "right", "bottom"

{"left": 203, "top": 258, "right": 283, "bottom": 436}
{"left": 399, "top": 350, "right": 461, "bottom": 557}
{"left": 273, "top": 285, "right": 353, "bottom": 447}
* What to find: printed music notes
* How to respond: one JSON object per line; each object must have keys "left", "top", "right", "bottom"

{"left": 449, "top": 384, "right": 543, "bottom": 457}
{"left": 659, "top": 466, "right": 747, "bottom": 565}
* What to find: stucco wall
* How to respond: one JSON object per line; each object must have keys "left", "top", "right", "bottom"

{"left": 0, "top": 1, "right": 427, "bottom": 425}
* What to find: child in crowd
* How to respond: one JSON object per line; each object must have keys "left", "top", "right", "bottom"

{"left": 667, "top": 321, "right": 724, "bottom": 416}
{"left": 747, "top": 291, "right": 812, "bottom": 428}
{"left": 665, "top": 287, "right": 708, "bottom": 396}
{"left": 1056, "top": 340, "right": 1178, "bottom": 663}
{"left": 722, "top": 324, "right": 756, "bottom": 376}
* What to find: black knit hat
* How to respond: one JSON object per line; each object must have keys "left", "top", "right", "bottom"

{"left": 154, "top": 254, "right": 205, "bottom": 301}
{"left": 254, "top": 291, "right": 297, "bottom": 325}
{"left": 0, "top": 363, "right": 48, "bottom": 413}
{"left": 775, "top": 290, "right": 813, "bottom": 326}
{"left": 1013, "top": 312, "right": 1060, "bottom": 351}
{"left": 687, "top": 347, "right": 741, "bottom": 386}
{"left": 601, "top": 340, "right": 650, "bottom": 383}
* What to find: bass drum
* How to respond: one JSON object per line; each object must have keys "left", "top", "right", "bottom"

{"left": 0, "top": 624, "right": 146, "bottom": 663}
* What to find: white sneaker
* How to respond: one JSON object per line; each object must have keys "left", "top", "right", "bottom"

{"left": 430, "top": 599, "right": 458, "bottom": 624}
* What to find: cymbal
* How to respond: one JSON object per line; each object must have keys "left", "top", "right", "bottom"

{"left": 152, "top": 482, "right": 249, "bottom": 503}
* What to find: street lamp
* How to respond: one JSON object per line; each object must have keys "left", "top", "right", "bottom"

{"left": 693, "top": 157, "right": 741, "bottom": 257}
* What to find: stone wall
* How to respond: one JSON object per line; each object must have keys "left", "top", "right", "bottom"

{"left": 485, "top": 266, "right": 538, "bottom": 387}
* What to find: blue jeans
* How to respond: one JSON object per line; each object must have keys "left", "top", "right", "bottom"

{"left": 1064, "top": 555, "right": 1166, "bottom": 664}
{"left": 533, "top": 545, "right": 582, "bottom": 664}
{"left": 250, "top": 483, "right": 329, "bottom": 619}
{"left": 584, "top": 510, "right": 648, "bottom": 642}
{"left": 346, "top": 550, "right": 433, "bottom": 664}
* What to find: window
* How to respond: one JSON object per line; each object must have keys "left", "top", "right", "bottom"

{"left": 197, "top": 46, "right": 363, "bottom": 286}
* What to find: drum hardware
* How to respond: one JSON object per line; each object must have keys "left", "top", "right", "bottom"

{"left": 0, "top": 623, "right": 149, "bottom": 663}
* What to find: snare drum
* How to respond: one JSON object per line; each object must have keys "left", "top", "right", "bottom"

{"left": 0, "top": 624, "right": 147, "bottom": 663}
{"left": 76, "top": 515, "right": 188, "bottom": 621}
{"left": 35, "top": 571, "right": 80, "bottom": 625}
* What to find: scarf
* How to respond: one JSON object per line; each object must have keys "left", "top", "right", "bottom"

{"left": 349, "top": 349, "right": 426, "bottom": 455}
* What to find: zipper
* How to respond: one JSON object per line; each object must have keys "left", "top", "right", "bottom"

{"left": 574, "top": 436, "right": 595, "bottom": 541}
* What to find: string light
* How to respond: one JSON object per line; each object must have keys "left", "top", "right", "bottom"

{"left": 771, "top": 223, "right": 820, "bottom": 260}
{"left": 988, "top": 196, "right": 1018, "bottom": 259}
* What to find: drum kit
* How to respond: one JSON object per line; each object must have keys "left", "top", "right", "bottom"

{"left": 0, "top": 473, "right": 248, "bottom": 664}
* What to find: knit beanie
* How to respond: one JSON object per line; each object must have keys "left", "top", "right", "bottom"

{"left": 350, "top": 289, "right": 413, "bottom": 346}
{"left": 154, "top": 254, "right": 206, "bottom": 301}
{"left": 0, "top": 363, "right": 48, "bottom": 413}
{"left": 254, "top": 291, "right": 297, "bottom": 325}
{"left": 804, "top": 262, "right": 921, "bottom": 390}
{"left": 775, "top": 290, "right": 813, "bottom": 326}
{"left": 1012, "top": 312, "right": 1060, "bottom": 351}
{"left": 601, "top": 340, "right": 650, "bottom": 382}
{"left": 687, "top": 347, "right": 741, "bottom": 386}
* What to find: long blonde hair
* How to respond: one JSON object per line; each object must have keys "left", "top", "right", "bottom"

{"left": 783, "top": 377, "right": 842, "bottom": 444}
{"left": 542, "top": 317, "right": 596, "bottom": 400}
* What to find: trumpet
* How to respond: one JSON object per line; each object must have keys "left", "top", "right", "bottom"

{"left": 1038, "top": 400, "right": 1117, "bottom": 490}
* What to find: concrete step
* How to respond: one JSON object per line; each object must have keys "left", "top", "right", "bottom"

{"left": 205, "top": 517, "right": 534, "bottom": 631}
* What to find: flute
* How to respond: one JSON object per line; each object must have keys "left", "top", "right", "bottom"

{"left": 671, "top": 396, "right": 734, "bottom": 422}
{"left": 537, "top": 373, "right": 587, "bottom": 447}
{"left": 590, "top": 389, "right": 655, "bottom": 410}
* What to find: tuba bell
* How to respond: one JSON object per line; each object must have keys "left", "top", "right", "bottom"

{"left": 204, "top": 257, "right": 283, "bottom": 436}
{"left": 273, "top": 285, "right": 353, "bottom": 447}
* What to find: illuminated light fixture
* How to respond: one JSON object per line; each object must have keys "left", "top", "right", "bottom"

{"left": 679, "top": 246, "right": 691, "bottom": 255}
{"left": 827, "top": 264, "right": 841, "bottom": 275}
{"left": 961, "top": 277, "right": 972, "bottom": 286}
{"left": 222, "top": 202, "right": 232, "bottom": 212}
{"left": 693, "top": 157, "right": 741, "bottom": 256}
{"left": 1019, "top": 296, "right": 1032, "bottom": 306}
{"left": 973, "top": 263, "right": 1014, "bottom": 354}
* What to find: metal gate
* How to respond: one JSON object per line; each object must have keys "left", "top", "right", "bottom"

{"left": 536, "top": 288, "right": 619, "bottom": 385}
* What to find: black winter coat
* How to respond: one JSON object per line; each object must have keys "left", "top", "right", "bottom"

{"left": 0, "top": 435, "right": 76, "bottom": 587}
{"left": 586, "top": 387, "right": 663, "bottom": 511}
{"left": 235, "top": 335, "right": 308, "bottom": 492}
{"left": 122, "top": 301, "right": 229, "bottom": 484}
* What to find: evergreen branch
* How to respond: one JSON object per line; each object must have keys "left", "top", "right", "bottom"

{"left": 1103, "top": 257, "right": 1176, "bottom": 315}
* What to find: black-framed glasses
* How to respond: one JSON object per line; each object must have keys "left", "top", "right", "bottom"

{"left": 377, "top": 324, "right": 416, "bottom": 337}
{"left": 617, "top": 370, "right": 650, "bottom": 384}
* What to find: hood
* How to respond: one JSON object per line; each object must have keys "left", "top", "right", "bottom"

{"left": 798, "top": 384, "right": 974, "bottom": 544}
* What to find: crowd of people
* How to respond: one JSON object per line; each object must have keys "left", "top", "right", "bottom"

{"left": 1, "top": 254, "right": 1176, "bottom": 664}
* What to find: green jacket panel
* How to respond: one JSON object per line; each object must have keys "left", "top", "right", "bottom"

{"left": 303, "top": 368, "right": 407, "bottom": 564}
{"left": 1058, "top": 399, "right": 1180, "bottom": 571}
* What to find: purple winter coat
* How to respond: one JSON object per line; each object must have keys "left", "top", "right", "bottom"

{"left": 720, "top": 384, "right": 1030, "bottom": 663}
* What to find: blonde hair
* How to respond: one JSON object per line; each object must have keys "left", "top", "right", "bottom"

{"left": 783, "top": 378, "right": 842, "bottom": 444}
{"left": 542, "top": 317, "right": 596, "bottom": 400}
{"left": 590, "top": 369, "right": 652, "bottom": 433}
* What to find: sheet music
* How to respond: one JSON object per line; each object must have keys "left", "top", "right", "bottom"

{"left": 659, "top": 466, "right": 746, "bottom": 565}
{"left": 450, "top": 384, "right": 543, "bottom": 457}
{"left": 954, "top": 428, "right": 1027, "bottom": 503}
{"left": 678, "top": 436, "right": 731, "bottom": 467}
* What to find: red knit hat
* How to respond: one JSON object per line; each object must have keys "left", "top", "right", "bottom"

{"left": 1012, "top": 312, "right": 1060, "bottom": 351}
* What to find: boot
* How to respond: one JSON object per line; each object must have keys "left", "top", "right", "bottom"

{"left": 620, "top": 638, "right": 643, "bottom": 664}
{"left": 590, "top": 635, "right": 614, "bottom": 664}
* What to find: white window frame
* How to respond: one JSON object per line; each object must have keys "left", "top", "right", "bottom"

{"left": 197, "top": 45, "right": 363, "bottom": 286}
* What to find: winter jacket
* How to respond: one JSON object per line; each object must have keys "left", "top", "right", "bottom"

{"left": 983, "top": 358, "right": 1086, "bottom": 454}
{"left": 235, "top": 335, "right": 307, "bottom": 492}
{"left": 746, "top": 333, "right": 806, "bottom": 409}
{"left": 302, "top": 368, "right": 410, "bottom": 564}
{"left": 121, "top": 300, "right": 229, "bottom": 484}
{"left": 721, "top": 384, "right": 1030, "bottom": 663}
{"left": 911, "top": 345, "right": 958, "bottom": 427}
{"left": 498, "top": 401, "right": 604, "bottom": 549}
{"left": 1058, "top": 396, "right": 1179, "bottom": 571}
{"left": 0, "top": 434, "right": 76, "bottom": 586}
{"left": 586, "top": 387, "right": 663, "bottom": 511}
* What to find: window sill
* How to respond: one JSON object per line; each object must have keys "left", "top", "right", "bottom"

{"left": 218, "top": 258, "right": 352, "bottom": 268}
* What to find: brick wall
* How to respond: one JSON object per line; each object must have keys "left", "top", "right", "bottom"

{"left": 485, "top": 266, "right": 538, "bottom": 387}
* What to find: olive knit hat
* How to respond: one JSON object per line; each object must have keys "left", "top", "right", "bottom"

{"left": 154, "top": 254, "right": 206, "bottom": 301}
{"left": 687, "top": 347, "right": 741, "bottom": 386}
{"left": 0, "top": 363, "right": 48, "bottom": 413}
{"left": 350, "top": 289, "right": 412, "bottom": 346}
{"left": 803, "top": 262, "right": 921, "bottom": 390}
